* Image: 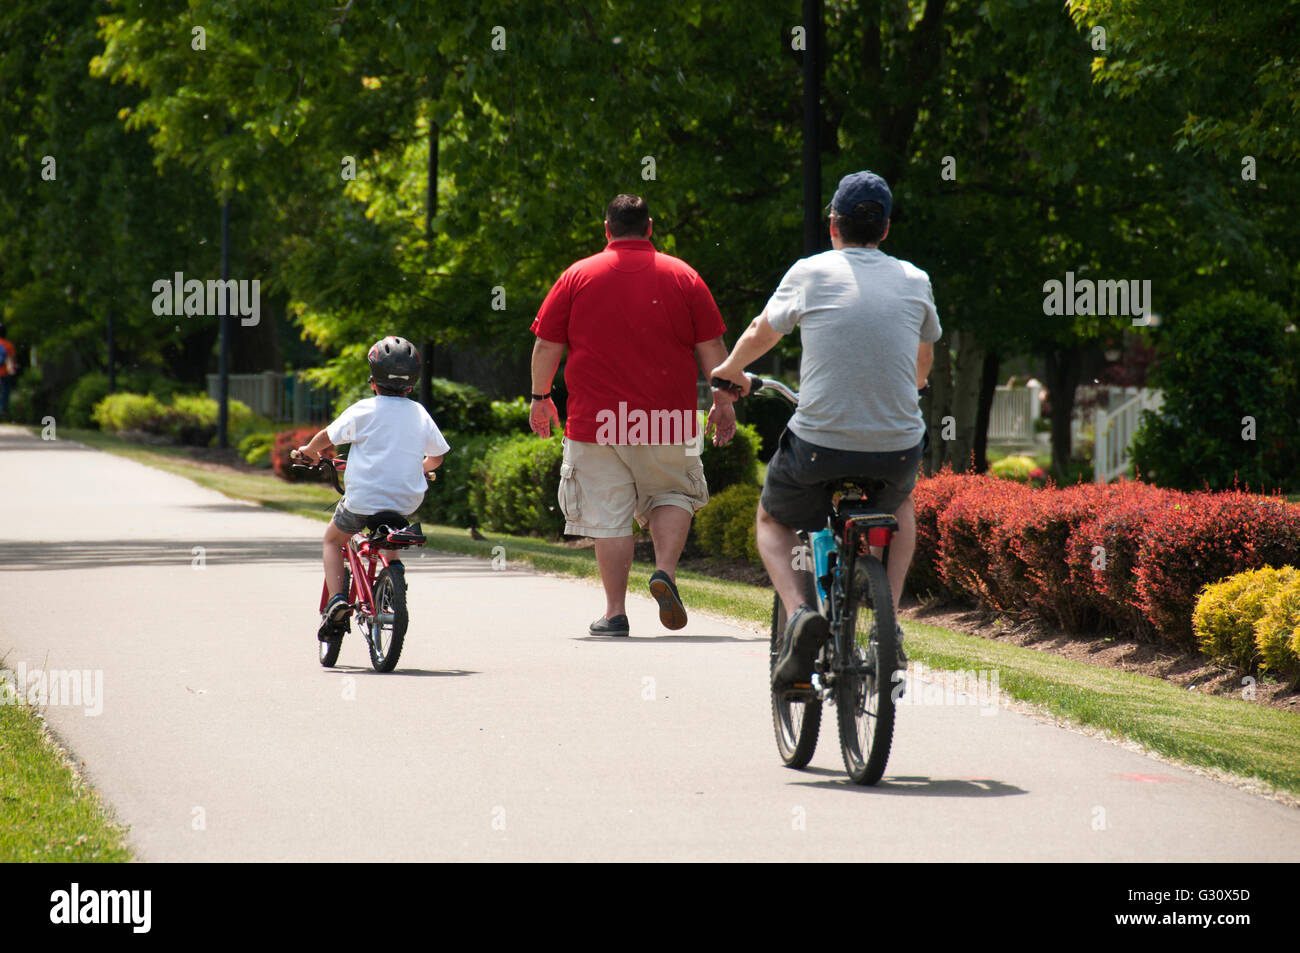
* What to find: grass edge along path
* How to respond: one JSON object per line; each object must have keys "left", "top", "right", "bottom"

{"left": 0, "top": 689, "right": 134, "bottom": 862}
{"left": 45, "top": 427, "right": 1300, "bottom": 803}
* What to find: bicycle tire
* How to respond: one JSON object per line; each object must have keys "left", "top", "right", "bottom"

{"left": 770, "top": 593, "right": 822, "bottom": 768}
{"left": 367, "top": 564, "right": 407, "bottom": 672}
{"left": 318, "top": 567, "right": 349, "bottom": 668}
{"left": 835, "top": 551, "right": 897, "bottom": 785}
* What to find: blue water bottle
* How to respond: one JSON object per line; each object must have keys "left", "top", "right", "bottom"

{"left": 810, "top": 528, "right": 835, "bottom": 607}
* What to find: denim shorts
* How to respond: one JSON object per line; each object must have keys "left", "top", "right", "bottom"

{"left": 760, "top": 428, "right": 923, "bottom": 531}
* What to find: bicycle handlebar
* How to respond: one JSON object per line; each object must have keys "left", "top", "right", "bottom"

{"left": 289, "top": 449, "right": 437, "bottom": 493}
{"left": 711, "top": 375, "right": 799, "bottom": 406}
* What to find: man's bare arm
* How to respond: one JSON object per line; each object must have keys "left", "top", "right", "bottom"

{"left": 709, "top": 310, "right": 783, "bottom": 394}
{"left": 916, "top": 341, "right": 934, "bottom": 389}
{"left": 695, "top": 335, "right": 736, "bottom": 445}
{"left": 529, "top": 337, "right": 567, "bottom": 437}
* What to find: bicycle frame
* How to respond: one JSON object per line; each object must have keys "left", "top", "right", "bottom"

{"left": 806, "top": 504, "right": 898, "bottom": 696}
{"left": 317, "top": 534, "right": 404, "bottom": 620}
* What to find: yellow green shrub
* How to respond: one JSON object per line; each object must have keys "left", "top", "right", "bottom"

{"left": 1256, "top": 573, "right": 1300, "bottom": 677}
{"left": 1193, "top": 566, "right": 1296, "bottom": 669}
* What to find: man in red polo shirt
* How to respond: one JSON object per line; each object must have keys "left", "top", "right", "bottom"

{"left": 529, "top": 194, "right": 735, "bottom": 636}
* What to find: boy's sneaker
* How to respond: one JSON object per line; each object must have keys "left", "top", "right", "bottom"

{"left": 772, "top": 605, "right": 829, "bottom": 689}
{"left": 648, "top": 570, "right": 687, "bottom": 630}
{"left": 323, "top": 593, "right": 350, "bottom": 624}
{"left": 589, "top": 614, "right": 630, "bottom": 637}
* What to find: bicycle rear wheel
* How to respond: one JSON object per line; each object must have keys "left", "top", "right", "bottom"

{"left": 771, "top": 592, "right": 822, "bottom": 768}
{"left": 319, "top": 567, "right": 349, "bottom": 668}
{"left": 835, "top": 552, "right": 897, "bottom": 785}
{"left": 365, "top": 564, "right": 407, "bottom": 672}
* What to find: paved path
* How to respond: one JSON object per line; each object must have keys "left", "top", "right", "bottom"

{"left": 2, "top": 424, "right": 1298, "bottom": 860}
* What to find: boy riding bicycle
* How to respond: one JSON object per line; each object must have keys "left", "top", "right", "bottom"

{"left": 296, "top": 336, "right": 450, "bottom": 627}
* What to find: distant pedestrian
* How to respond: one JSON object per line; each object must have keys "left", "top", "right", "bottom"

{"left": 529, "top": 194, "right": 736, "bottom": 636}
{"left": 0, "top": 322, "right": 16, "bottom": 419}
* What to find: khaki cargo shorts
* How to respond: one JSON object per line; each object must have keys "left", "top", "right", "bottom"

{"left": 558, "top": 438, "right": 709, "bottom": 538}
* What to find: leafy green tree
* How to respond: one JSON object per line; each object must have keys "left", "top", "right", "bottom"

{"left": 1132, "top": 292, "right": 1299, "bottom": 492}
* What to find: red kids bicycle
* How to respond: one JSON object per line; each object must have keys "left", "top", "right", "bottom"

{"left": 290, "top": 451, "right": 427, "bottom": 672}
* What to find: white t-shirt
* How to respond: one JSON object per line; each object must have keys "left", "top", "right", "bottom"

{"left": 765, "top": 247, "right": 942, "bottom": 452}
{"left": 326, "top": 396, "right": 451, "bottom": 516}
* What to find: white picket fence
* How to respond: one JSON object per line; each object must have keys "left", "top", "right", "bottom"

{"left": 1094, "top": 388, "right": 1163, "bottom": 482}
{"left": 988, "top": 385, "right": 1040, "bottom": 443}
{"left": 205, "top": 371, "right": 335, "bottom": 422}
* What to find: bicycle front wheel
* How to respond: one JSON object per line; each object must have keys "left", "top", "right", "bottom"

{"left": 366, "top": 564, "right": 408, "bottom": 672}
{"left": 771, "top": 593, "right": 822, "bottom": 768}
{"left": 319, "top": 567, "right": 349, "bottom": 668}
{"left": 835, "top": 553, "right": 897, "bottom": 785}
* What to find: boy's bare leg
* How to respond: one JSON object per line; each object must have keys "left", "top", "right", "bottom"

{"left": 594, "top": 535, "right": 634, "bottom": 619}
{"left": 323, "top": 524, "right": 351, "bottom": 599}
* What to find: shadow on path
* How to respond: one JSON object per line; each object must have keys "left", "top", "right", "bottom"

{"left": 0, "top": 538, "right": 512, "bottom": 576}
{"left": 788, "top": 770, "right": 1027, "bottom": 798}
{"left": 573, "top": 634, "right": 766, "bottom": 644}
{"left": 321, "top": 666, "right": 479, "bottom": 678}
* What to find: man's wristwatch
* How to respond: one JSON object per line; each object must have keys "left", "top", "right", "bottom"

{"left": 531, "top": 392, "right": 551, "bottom": 401}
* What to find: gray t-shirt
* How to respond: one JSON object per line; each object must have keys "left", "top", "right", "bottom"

{"left": 764, "top": 247, "right": 942, "bottom": 452}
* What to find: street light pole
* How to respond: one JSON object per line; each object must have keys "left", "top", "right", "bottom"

{"left": 802, "top": 0, "right": 823, "bottom": 255}
{"left": 218, "top": 193, "right": 230, "bottom": 449}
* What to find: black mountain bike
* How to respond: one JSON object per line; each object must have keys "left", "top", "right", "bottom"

{"left": 715, "top": 375, "right": 901, "bottom": 785}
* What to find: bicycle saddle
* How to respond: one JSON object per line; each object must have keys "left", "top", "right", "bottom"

{"left": 363, "top": 510, "right": 410, "bottom": 533}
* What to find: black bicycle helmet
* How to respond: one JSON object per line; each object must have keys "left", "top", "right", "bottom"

{"left": 367, "top": 336, "right": 421, "bottom": 389}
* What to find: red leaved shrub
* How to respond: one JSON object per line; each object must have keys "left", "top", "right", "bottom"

{"left": 1065, "top": 483, "right": 1181, "bottom": 638}
{"left": 993, "top": 482, "right": 1127, "bottom": 629}
{"left": 937, "top": 477, "right": 1034, "bottom": 606}
{"left": 1134, "top": 492, "right": 1300, "bottom": 645}
{"left": 908, "top": 468, "right": 995, "bottom": 598}
{"left": 272, "top": 426, "right": 327, "bottom": 481}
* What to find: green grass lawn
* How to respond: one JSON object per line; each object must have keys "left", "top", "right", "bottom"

{"left": 38, "top": 426, "right": 1300, "bottom": 802}
{"left": 0, "top": 701, "right": 132, "bottom": 862}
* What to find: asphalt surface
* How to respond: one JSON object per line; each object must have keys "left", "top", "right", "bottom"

{"left": 2, "top": 424, "right": 1299, "bottom": 861}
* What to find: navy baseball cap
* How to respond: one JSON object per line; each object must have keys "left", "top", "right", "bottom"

{"left": 827, "top": 170, "right": 892, "bottom": 219}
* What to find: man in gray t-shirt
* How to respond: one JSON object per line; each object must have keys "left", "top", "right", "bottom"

{"left": 711, "top": 170, "right": 942, "bottom": 688}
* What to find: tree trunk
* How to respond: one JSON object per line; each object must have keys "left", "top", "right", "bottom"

{"left": 973, "top": 351, "right": 1000, "bottom": 473}
{"left": 947, "top": 330, "right": 984, "bottom": 473}
{"left": 1045, "top": 348, "right": 1083, "bottom": 478}
{"left": 923, "top": 331, "right": 953, "bottom": 474}
{"left": 419, "top": 337, "right": 434, "bottom": 410}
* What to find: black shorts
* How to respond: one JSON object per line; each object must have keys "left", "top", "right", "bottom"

{"left": 760, "top": 428, "right": 923, "bottom": 532}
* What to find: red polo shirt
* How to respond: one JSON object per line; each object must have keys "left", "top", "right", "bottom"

{"left": 531, "top": 239, "right": 726, "bottom": 443}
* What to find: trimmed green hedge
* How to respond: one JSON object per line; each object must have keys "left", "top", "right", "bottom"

{"left": 698, "top": 414, "right": 761, "bottom": 493}
{"left": 470, "top": 433, "right": 566, "bottom": 537}
{"left": 419, "top": 430, "right": 510, "bottom": 528}
{"left": 694, "top": 483, "right": 762, "bottom": 563}
{"left": 91, "top": 391, "right": 263, "bottom": 445}
{"left": 427, "top": 378, "right": 494, "bottom": 434}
